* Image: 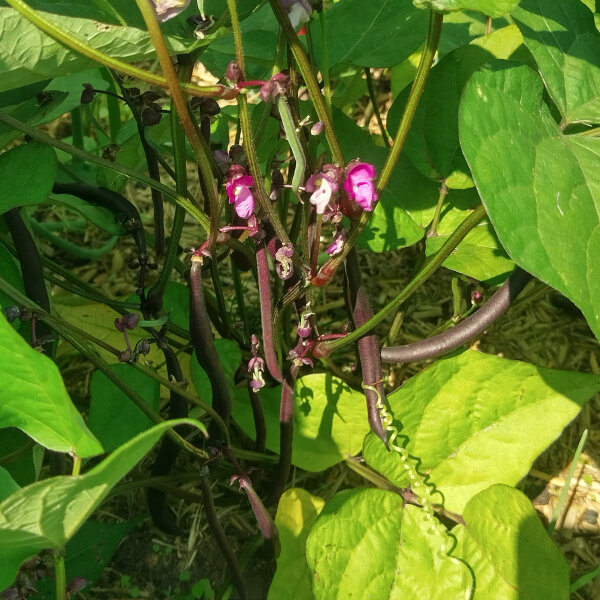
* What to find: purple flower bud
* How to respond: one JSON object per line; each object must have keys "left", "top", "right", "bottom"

{"left": 80, "top": 83, "right": 95, "bottom": 105}
{"left": 343, "top": 160, "right": 378, "bottom": 211}
{"left": 115, "top": 313, "right": 140, "bottom": 332}
{"left": 310, "top": 120, "right": 324, "bottom": 136}
{"left": 259, "top": 72, "right": 290, "bottom": 102}
{"left": 297, "top": 312, "right": 313, "bottom": 338}
{"left": 471, "top": 290, "right": 483, "bottom": 305}
{"left": 275, "top": 244, "right": 294, "bottom": 280}
{"left": 226, "top": 61, "right": 243, "bottom": 85}
{"left": 149, "top": 0, "right": 190, "bottom": 22}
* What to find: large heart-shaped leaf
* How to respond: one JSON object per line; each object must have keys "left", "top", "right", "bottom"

{"left": 512, "top": 0, "right": 600, "bottom": 124}
{"left": 305, "top": 488, "right": 473, "bottom": 599}
{"left": 459, "top": 61, "right": 600, "bottom": 340}
{"left": 268, "top": 488, "right": 325, "bottom": 600}
{"left": 387, "top": 25, "right": 523, "bottom": 188}
{"left": 453, "top": 485, "right": 570, "bottom": 599}
{"left": 0, "top": 418, "right": 204, "bottom": 591}
{"left": 0, "top": 313, "right": 102, "bottom": 458}
{"left": 363, "top": 350, "right": 600, "bottom": 513}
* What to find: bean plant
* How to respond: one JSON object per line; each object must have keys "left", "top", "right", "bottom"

{"left": 0, "top": 0, "right": 599, "bottom": 598}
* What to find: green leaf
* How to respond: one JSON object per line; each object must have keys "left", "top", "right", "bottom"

{"left": 230, "top": 373, "right": 371, "bottom": 472}
{"left": 163, "top": 282, "right": 190, "bottom": 333}
{"left": 425, "top": 189, "right": 514, "bottom": 283}
{"left": 34, "top": 518, "right": 139, "bottom": 596}
{"left": 0, "top": 429, "right": 38, "bottom": 487}
{"left": 363, "top": 350, "right": 600, "bottom": 513}
{"left": 323, "top": 0, "right": 429, "bottom": 68}
{"left": 512, "top": 0, "right": 600, "bottom": 124}
{"left": 268, "top": 488, "right": 325, "bottom": 600}
{"left": 88, "top": 364, "right": 160, "bottom": 452}
{"left": 413, "top": 0, "right": 518, "bottom": 18}
{"left": 0, "top": 3, "right": 204, "bottom": 91}
{"left": 305, "top": 488, "right": 473, "bottom": 599}
{"left": 453, "top": 485, "right": 570, "bottom": 599}
{"left": 387, "top": 25, "right": 523, "bottom": 188}
{"left": 0, "top": 418, "right": 203, "bottom": 591}
{"left": 0, "top": 468, "right": 20, "bottom": 502}
{"left": 459, "top": 61, "right": 600, "bottom": 340}
{"left": 0, "top": 312, "right": 102, "bottom": 457}
{"left": 0, "top": 143, "right": 56, "bottom": 212}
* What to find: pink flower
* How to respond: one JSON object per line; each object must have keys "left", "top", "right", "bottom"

{"left": 305, "top": 165, "right": 341, "bottom": 214}
{"left": 150, "top": 0, "right": 190, "bottom": 22}
{"left": 226, "top": 171, "right": 255, "bottom": 219}
{"left": 343, "top": 161, "right": 378, "bottom": 211}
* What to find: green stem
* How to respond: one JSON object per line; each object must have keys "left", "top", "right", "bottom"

{"left": 428, "top": 180, "right": 448, "bottom": 237}
{"left": 267, "top": 0, "right": 344, "bottom": 165}
{"left": 226, "top": 0, "right": 245, "bottom": 75}
{"left": 318, "top": 12, "right": 332, "bottom": 114}
{"left": 135, "top": 0, "right": 220, "bottom": 247}
{"left": 364, "top": 68, "right": 390, "bottom": 148}
{"left": 70, "top": 106, "right": 84, "bottom": 167}
{"left": 317, "top": 204, "right": 486, "bottom": 355}
{"left": 54, "top": 553, "right": 66, "bottom": 600}
{"left": 4, "top": 0, "right": 231, "bottom": 99}
{"left": 377, "top": 11, "right": 442, "bottom": 193}
{"left": 0, "top": 110, "right": 211, "bottom": 232}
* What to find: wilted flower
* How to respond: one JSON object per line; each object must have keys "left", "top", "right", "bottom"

{"left": 150, "top": 0, "right": 190, "bottom": 22}
{"left": 226, "top": 166, "right": 255, "bottom": 219}
{"left": 326, "top": 229, "right": 346, "bottom": 256}
{"left": 343, "top": 160, "right": 378, "bottom": 211}
{"left": 80, "top": 82, "right": 95, "bottom": 104}
{"left": 226, "top": 61, "right": 243, "bottom": 85}
{"left": 114, "top": 313, "right": 140, "bottom": 332}
{"left": 275, "top": 244, "right": 294, "bottom": 280}
{"left": 281, "top": 0, "right": 312, "bottom": 28}
{"left": 248, "top": 334, "right": 266, "bottom": 392}
{"left": 259, "top": 72, "right": 290, "bottom": 102}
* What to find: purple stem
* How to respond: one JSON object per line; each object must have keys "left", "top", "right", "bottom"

{"left": 256, "top": 239, "right": 284, "bottom": 383}
{"left": 189, "top": 257, "right": 232, "bottom": 430}
{"left": 266, "top": 361, "right": 299, "bottom": 506}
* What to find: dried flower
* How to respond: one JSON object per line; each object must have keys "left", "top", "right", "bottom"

{"left": 275, "top": 244, "right": 294, "bottom": 280}
{"left": 248, "top": 334, "right": 266, "bottom": 392}
{"left": 150, "top": 0, "right": 190, "bottom": 22}
{"left": 259, "top": 72, "right": 290, "bottom": 102}
{"left": 343, "top": 160, "right": 378, "bottom": 211}
{"left": 326, "top": 229, "right": 346, "bottom": 256}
